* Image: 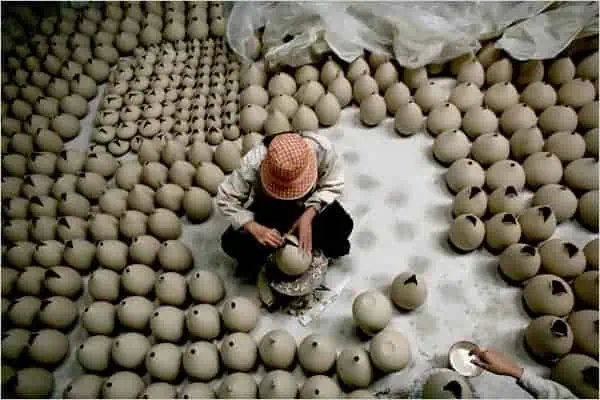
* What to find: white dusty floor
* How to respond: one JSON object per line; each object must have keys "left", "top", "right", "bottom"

{"left": 52, "top": 81, "right": 595, "bottom": 399}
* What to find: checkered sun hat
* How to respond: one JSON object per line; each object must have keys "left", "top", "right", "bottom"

{"left": 260, "top": 133, "right": 318, "bottom": 200}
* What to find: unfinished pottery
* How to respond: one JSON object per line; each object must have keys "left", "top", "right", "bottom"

{"left": 484, "top": 82, "right": 519, "bottom": 113}
{"left": 538, "top": 105, "right": 578, "bottom": 135}
{"left": 295, "top": 81, "right": 325, "bottom": 107}
{"left": 258, "top": 329, "right": 297, "bottom": 370}
{"left": 43, "top": 265, "right": 82, "bottom": 298}
{"left": 462, "top": 106, "right": 499, "bottom": 139}
{"left": 449, "top": 82, "right": 484, "bottom": 112}
{"left": 186, "top": 304, "right": 221, "bottom": 340}
{"left": 548, "top": 57, "right": 576, "bottom": 85}
{"left": 298, "top": 334, "right": 337, "bottom": 374}
{"left": 98, "top": 188, "right": 128, "bottom": 218}
{"left": 552, "top": 353, "right": 599, "bottom": 399}
{"left": 568, "top": 310, "right": 599, "bottom": 358}
{"left": 77, "top": 335, "right": 113, "bottom": 372}
{"left": 121, "top": 264, "right": 155, "bottom": 296}
{"left": 116, "top": 296, "right": 154, "bottom": 331}
{"left": 76, "top": 171, "right": 106, "bottom": 200}
{"left": 422, "top": 370, "right": 473, "bottom": 399}
{"left": 27, "top": 328, "right": 69, "bottom": 366}
{"left": 179, "top": 383, "right": 216, "bottom": 399}
{"left": 584, "top": 239, "right": 599, "bottom": 269}
{"left": 221, "top": 296, "right": 259, "bottom": 333}
{"left": 291, "top": 104, "right": 319, "bottom": 131}
{"left": 579, "top": 103, "right": 599, "bottom": 131}
{"left": 259, "top": 370, "right": 298, "bottom": 399}
{"left": 182, "top": 341, "right": 220, "bottom": 381}
{"left": 499, "top": 103, "right": 537, "bottom": 136}
{"left": 471, "top": 133, "right": 510, "bottom": 167}
{"left": 158, "top": 240, "right": 193, "bottom": 272}
{"left": 414, "top": 81, "right": 450, "bottom": 112}
{"left": 445, "top": 158, "right": 485, "bottom": 193}
{"left": 268, "top": 72, "right": 297, "bottom": 96}
{"left": 327, "top": 75, "right": 353, "bottom": 108}
{"left": 520, "top": 81, "right": 557, "bottom": 111}
{"left": 7, "top": 296, "right": 41, "bottom": 328}
{"left": 526, "top": 316, "right": 573, "bottom": 363}
{"left": 564, "top": 158, "right": 599, "bottom": 191}
{"left": 240, "top": 84, "right": 269, "bottom": 107}
{"left": 33, "top": 240, "right": 64, "bottom": 268}
{"left": 88, "top": 268, "right": 120, "bottom": 302}
{"left": 573, "top": 271, "right": 599, "bottom": 309}
{"left": 119, "top": 210, "right": 148, "bottom": 239}
{"left": 523, "top": 274, "right": 574, "bottom": 317}
{"left": 544, "top": 131, "right": 586, "bottom": 163}
{"left": 391, "top": 272, "right": 427, "bottom": 310}
{"left": 457, "top": 59, "right": 485, "bottom": 87}
{"left": 150, "top": 305, "right": 185, "bottom": 342}
{"left": 485, "top": 160, "right": 526, "bottom": 191}
{"left": 299, "top": 375, "right": 341, "bottom": 399}
{"left": 510, "top": 126, "right": 545, "bottom": 161}
{"left": 148, "top": 208, "right": 182, "bottom": 240}
{"left": 394, "top": 101, "right": 424, "bottom": 136}
{"left": 102, "top": 371, "right": 144, "bottom": 399}
{"left": 111, "top": 332, "right": 151, "bottom": 370}
{"left": 127, "top": 183, "right": 155, "bottom": 214}
{"left": 533, "top": 184, "right": 579, "bottom": 224}
{"left": 217, "top": 373, "right": 258, "bottom": 399}
{"left": 12, "top": 368, "right": 55, "bottom": 399}
{"left": 347, "top": 57, "right": 370, "bottom": 83}
{"left": 486, "top": 58, "right": 513, "bottom": 85}
{"left": 360, "top": 92, "right": 386, "bottom": 127}
{"left": 353, "top": 74, "right": 379, "bottom": 104}
{"left": 38, "top": 295, "right": 77, "bottom": 329}
{"left": 352, "top": 290, "right": 392, "bottom": 335}
{"left": 523, "top": 152, "right": 563, "bottom": 189}
{"left": 488, "top": 186, "right": 526, "bottom": 215}
{"left": 448, "top": 214, "right": 485, "bottom": 252}
{"left": 499, "top": 244, "right": 540, "bottom": 282}
{"left": 336, "top": 347, "right": 373, "bottom": 389}
{"left": 155, "top": 272, "right": 187, "bottom": 306}
{"left": 557, "top": 78, "right": 595, "bottom": 108}
{"left": 221, "top": 332, "right": 258, "bottom": 371}
{"left": 369, "top": 329, "right": 411, "bottom": 373}
{"left": 96, "top": 240, "right": 128, "bottom": 271}
{"left": 63, "top": 374, "right": 104, "bottom": 399}
{"left": 539, "top": 239, "right": 586, "bottom": 279}
{"left": 578, "top": 191, "right": 599, "bottom": 231}
{"left": 485, "top": 212, "right": 521, "bottom": 252}
{"left": 426, "top": 102, "right": 462, "bottom": 136}
{"left": 82, "top": 301, "right": 115, "bottom": 336}
{"left": 274, "top": 235, "right": 312, "bottom": 277}
{"left": 145, "top": 343, "right": 182, "bottom": 382}
{"left": 240, "top": 104, "right": 268, "bottom": 133}
{"left": 432, "top": 129, "right": 472, "bottom": 166}
{"left": 2, "top": 328, "right": 31, "bottom": 361}
{"left": 373, "top": 61, "right": 398, "bottom": 92}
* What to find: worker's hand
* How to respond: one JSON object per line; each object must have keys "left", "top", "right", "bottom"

{"left": 470, "top": 347, "right": 523, "bottom": 379}
{"left": 245, "top": 222, "right": 283, "bottom": 248}
{"left": 288, "top": 207, "right": 318, "bottom": 255}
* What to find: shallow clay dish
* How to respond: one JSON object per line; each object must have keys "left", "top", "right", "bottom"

{"left": 448, "top": 341, "right": 483, "bottom": 377}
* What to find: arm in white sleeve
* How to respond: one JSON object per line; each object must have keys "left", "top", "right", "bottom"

{"left": 304, "top": 138, "right": 344, "bottom": 211}
{"left": 517, "top": 368, "right": 578, "bottom": 399}
{"left": 216, "top": 146, "right": 264, "bottom": 230}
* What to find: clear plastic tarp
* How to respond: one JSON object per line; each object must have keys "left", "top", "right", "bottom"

{"left": 226, "top": 1, "right": 599, "bottom": 68}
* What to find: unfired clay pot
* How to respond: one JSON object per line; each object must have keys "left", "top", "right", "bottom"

{"left": 274, "top": 235, "right": 312, "bottom": 277}
{"left": 539, "top": 239, "right": 586, "bottom": 279}
{"left": 538, "top": 105, "right": 578, "bottom": 136}
{"left": 523, "top": 274, "right": 574, "bottom": 317}
{"left": 462, "top": 106, "right": 498, "bottom": 139}
{"left": 526, "top": 316, "right": 573, "bottom": 363}
{"left": 488, "top": 186, "right": 526, "bottom": 215}
{"left": 299, "top": 375, "right": 341, "bottom": 399}
{"left": 573, "top": 271, "right": 599, "bottom": 309}
{"left": 578, "top": 191, "right": 599, "bottom": 231}
{"left": 222, "top": 296, "right": 259, "bottom": 333}
{"left": 583, "top": 238, "right": 599, "bottom": 270}
{"left": 81, "top": 301, "right": 115, "bottom": 335}
{"left": 485, "top": 160, "right": 526, "bottom": 192}
{"left": 217, "top": 373, "right": 258, "bottom": 399}
{"left": 220, "top": 332, "right": 258, "bottom": 371}
{"left": 567, "top": 310, "right": 599, "bottom": 358}
{"left": 448, "top": 214, "right": 485, "bottom": 252}
{"left": 394, "top": 101, "right": 424, "bottom": 136}
{"left": 258, "top": 329, "right": 297, "bottom": 370}
{"left": 484, "top": 82, "right": 519, "bottom": 113}
{"left": 414, "top": 81, "right": 449, "bottom": 112}
{"left": 445, "top": 158, "right": 485, "bottom": 194}
{"left": 183, "top": 341, "right": 220, "bottom": 381}
{"left": 186, "top": 304, "right": 221, "bottom": 340}
{"left": 352, "top": 290, "right": 392, "bottom": 335}
{"left": 336, "top": 347, "right": 373, "bottom": 389}
{"left": 369, "top": 329, "right": 411, "bottom": 373}
{"left": 77, "top": 334, "right": 113, "bottom": 372}
{"left": 499, "top": 243, "right": 540, "bottom": 283}
{"left": 390, "top": 272, "right": 427, "bottom": 310}
{"left": 520, "top": 81, "right": 557, "bottom": 111}
{"left": 102, "top": 371, "right": 144, "bottom": 399}
{"left": 518, "top": 206, "right": 557, "bottom": 244}
{"left": 510, "top": 127, "right": 545, "bottom": 161}
{"left": 298, "top": 334, "right": 337, "bottom": 374}
{"left": 551, "top": 353, "right": 599, "bottom": 399}
{"left": 564, "top": 158, "right": 599, "bottom": 192}
{"left": 422, "top": 369, "right": 473, "bottom": 399}
{"left": 426, "top": 103, "right": 462, "bottom": 136}
{"left": 544, "top": 132, "right": 586, "bottom": 163}
{"left": 432, "top": 129, "right": 471, "bottom": 166}
{"left": 259, "top": 370, "right": 298, "bottom": 399}
{"left": 484, "top": 213, "right": 521, "bottom": 252}
{"left": 150, "top": 305, "right": 185, "bottom": 342}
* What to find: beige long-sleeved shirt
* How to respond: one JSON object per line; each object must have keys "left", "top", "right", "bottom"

{"left": 518, "top": 368, "right": 577, "bottom": 399}
{"left": 216, "top": 131, "right": 344, "bottom": 230}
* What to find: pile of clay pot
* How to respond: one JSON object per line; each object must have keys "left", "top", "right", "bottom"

{"left": 418, "top": 47, "right": 597, "bottom": 398}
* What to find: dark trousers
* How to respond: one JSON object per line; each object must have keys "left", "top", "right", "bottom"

{"left": 221, "top": 200, "right": 353, "bottom": 270}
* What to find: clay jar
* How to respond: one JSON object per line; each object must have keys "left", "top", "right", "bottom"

{"left": 484, "top": 213, "right": 521, "bottom": 252}
{"left": 518, "top": 206, "right": 557, "bottom": 244}
{"left": 579, "top": 103, "right": 599, "bottom": 131}
{"left": 520, "top": 81, "right": 557, "bottom": 111}
{"left": 422, "top": 370, "right": 473, "bottom": 399}
{"left": 353, "top": 74, "right": 378, "bottom": 104}
{"left": 102, "top": 371, "right": 144, "bottom": 399}
{"left": 347, "top": 57, "right": 370, "bottom": 83}
{"left": 523, "top": 152, "right": 563, "bottom": 189}
{"left": 220, "top": 332, "right": 258, "bottom": 371}
{"left": 240, "top": 85, "right": 269, "bottom": 107}
{"left": 77, "top": 335, "right": 113, "bottom": 372}
{"left": 525, "top": 316, "right": 573, "bottom": 363}
{"left": 453, "top": 186, "right": 487, "bottom": 218}
{"left": 488, "top": 186, "right": 526, "bottom": 215}
{"left": 298, "top": 334, "right": 337, "bottom": 374}
{"left": 457, "top": 59, "right": 485, "bottom": 87}
{"left": 544, "top": 132, "right": 586, "bottom": 163}
{"left": 240, "top": 104, "right": 268, "bottom": 133}
{"left": 121, "top": 264, "right": 155, "bottom": 296}
{"left": 150, "top": 305, "right": 185, "bottom": 342}
{"left": 499, "top": 244, "right": 541, "bottom": 283}
{"left": 195, "top": 162, "right": 225, "bottom": 195}
{"left": 517, "top": 60, "right": 544, "bottom": 86}
{"left": 539, "top": 239, "right": 586, "bottom": 279}
{"left": 111, "top": 332, "right": 150, "bottom": 369}
{"left": 155, "top": 272, "right": 187, "bottom": 306}
{"left": 394, "top": 100, "right": 424, "bottom": 136}
{"left": 336, "top": 347, "right": 373, "bottom": 389}
{"left": 117, "top": 296, "right": 154, "bottom": 331}
{"left": 274, "top": 235, "right": 312, "bottom": 276}
{"left": 384, "top": 82, "right": 410, "bottom": 114}
{"left": 470, "top": 133, "right": 510, "bottom": 167}
{"left": 462, "top": 106, "right": 499, "bottom": 139}
{"left": 576, "top": 51, "right": 598, "bottom": 80}
{"left": 426, "top": 103, "right": 461, "bottom": 136}
{"left": 448, "top": 214, "right": 485, "bottom": 252}
{"left": 486, "top": 58, "right": 513, "bottom": 85}
{"left": 578, "top": 191, "right": 599, "bottom": 231}
{"left": 523, "top": 274, "right": 574, "bottom": 317}
{"left": 484, "top": 82, "right": 519, "bottom": 113}
{"left": 402, "top": 67, "right": 427, "bottom": 90}
{"left": 81, "top": 301, "right": 115, "bottom": 335}
{"left": 186, "top": 304, "right": 221, "bottom": 340}
{"left": 414, "top": 81, "right": 449, "bottom": 112}
{"left": 390, "top": 272, "right": 427, "bottom": 310}
{"left": 352, "top": 290, "right": 392, "bottom": 335}
{"left": 182, "top": 341, "right": 220, "bottom": 381}
{"left": 258, "top": 329, "right": 297, "bottom": 370}
{"left": 188, "top": 270, "right": 225, "bottom": 304}
{"left": 548, "top": 58, "right": 576, "bottom": 85}
{"left": 449, "top": 82, "right": 484, "bottom": 112}
{"left": 64, "top": 375, "right": 104, "bottom": 399}
{"left": 510, "top": 127, "right": 545, "bottom": 162}
{"left": 445, "top": 158, "right": 485, "bottom": 194}
{"left": 221, "top": 296, "right": 259, "bottom": 333}
{"left": 573, "top": 271, "right": 599, "bottom": 309}
{"left": 158, "top": 240, "right": 193, "bottom": 272}
{"left": 217, "top": 373, "right": 258, "bottom": 399}
{"left": 551, "top": 353, "right": 599, "bottom": 399}
{"left": 259, "top": 370, "right": 298, "bottom": 399}
{"left": 369, "top": 329, "right": 411, "bottom": 373}
{"left": 38, "top": 296, "right": 77, "bottom": 330}
{"left": 485, "top": 160, "right": 526, "bottom": 192}
{"left": 499, "top": 103, "right": 537, "bottom": 137}
{"left": 564, "top": 158, "right": 599, "bottom": 192}
{"left": 270, "top": 94, "right": 299, "bottom": 119}
{"left": 568, "top": 310, "right": 599, "bottom": 357}
{"left": 314, "top": 92, "right": 341, "bottom": 126}
{"left": 263, "top": 108, "right": 292, "bottom": 136}
{"left": 268, "top": 72, "right": 296, "bottom": 97}
{"left": 538, "top": 105, "right": 578, "bottom": 136}
{"left": 299, "top": 375, "right": 342, "bottom": 398}
{"left": 432, "top": 129, "right": 471, "bottom": 166}
{"left": 558, "top": 78, "right": 595, "bottom": 108}
{"left": 11, "top": 368, "right": 55, "bottom": 398}
{"left": 291, "top": 105, "right": 319, "bottom": 131}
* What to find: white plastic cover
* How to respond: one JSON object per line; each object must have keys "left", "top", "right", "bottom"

{"left": 226, "top": 1, "right": 599, "bottom": 68}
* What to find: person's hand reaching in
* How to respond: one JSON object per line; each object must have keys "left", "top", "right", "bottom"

{"left": 244, "top": 221, "right": 283, "bottom": 248}
{"left": 288, "top": 206, "right": 318, "bottom": 255}
{"left": 470, "top": 347, "right": 523, "bottom": 379}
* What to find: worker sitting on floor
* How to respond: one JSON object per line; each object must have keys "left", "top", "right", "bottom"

{"left": 470, "top": 347, "right": 578, "bottom": 399}
{"left": 216, "top": 131, "right": 354, "bottom": 275}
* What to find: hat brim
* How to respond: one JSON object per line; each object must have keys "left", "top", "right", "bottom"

{"left": 260, "top": 150, "right": 318, "bottom": 200}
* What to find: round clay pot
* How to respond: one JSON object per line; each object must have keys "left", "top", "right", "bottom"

{"left": 457, "top": 59, "right": 485, "bottom": 87}
{"left": 222, "top": 296, "right": 259, "bottom": 333}
{"left": 155, "top": 272, "right": 187, "bottom": 306}
{"left": 38, "top": 295, "right": 77, "bottom": 329}
{"left": 538, "top": 105, "right": 578, "bottom": 136}
{"left": 347, "top": 57, "right": 370, "bottom": 83}
{"left": 43, "top": 265, "right": 82, "bottom": 298}
{"left": 150, "top": 305, "right": 185, "bottom": 342}
{"left": 449, "top": 82, "right": 484, "bottom": 112}
{"left": 384, "top": 82, "right": 411, "bottom": 114}
{"left": 544, "top": 132, "right": 586, "bottom": 163}
{"left": 27, "top": 328, "right": 69, "bottom": 366}
{"left": 578, "top": 190, "right": 599, "bottom": 231}
{"left": 63, "top": 374, "right": 104, "bottom": 399}
{"left": 336, "top": 347, "right": 373, "bottom": 389}
{"left": 539, "top": 239, "right": 586, "bottom": 279}
{"left": 373, "top": 61, "right": 398, "bottom": 92}
{"left": 446, "top": 158, "right": 485, "bottom": 194}
{"left": 522, "top": 152, "right": 563, "bottom": 189}
{"left": 518, "top": 206, "right": 557, "bottom": 244}
{"left": 298, "top": 334, "right": 337, "bottom": 374}
{"left": 433, "top": 129, "right": 472, "bottom": 166}
{"left": 7, "top": 296, "right": 42, "bottom": 328}
{"left": 558, "top": 78, "right": 595, "bottom": 108}
{"left": 295, "top": 65, "right": 320, "bottom": 85}
{"left": 352, "top": 290, "right": 392, "bottom": 335}
{"left": 268, "top": 72, "right": 296, "bottom": 97}
{"left": 182, "top": 341, "right": 220, "bottom": 381}
{"left": 499, "top": 103, "right": 537, "bottom": 137}
{"left": 217, "top": 373, "right": 258, "bottom": 399}
{"left": 186, "top": 304, "right": 221, "bottom": 340}
{"left": 2, "top": 328, "right": 31, "bottom": 361}
{"left": 568, "top": 310, "right": 599, "bottom": 357}
{"left": 520, "top": 81, "right": 557, "bottom": 111}
{"left": 462, "top": 106, "right": 499, "bottom": 139}
{"left": 320, "top": 58, "right": 343, "bottom": 87}
{"left": 121, "top": 264, "right": 155, "bottom": 297}
{"left": 88, "top": 268, "right": 120, "bottom": 302}
{"left": 584, "top": 238, "right": 599, "bottom": 269}
{"left": 188, "top": 270, "right": 225, "bottom": 304}
{"left": 402, "top": 66, "right": 428, "bottom": 90}
{"left": 517, "top": 60, "right": 544, "bottom": 86}
{"left": 486, "top": 58, "right": 513, "bottom": 85}
{"left": 548, "top": 57, "right": 575, "bottom": 85}
{"left": 77, "top": 334, "right": 113, "bottom": 372}
{"left": 470, "top": 133, "right": 510, "bottom": 167}
{"left": 369, "top": 329, "right": 411, "bottom": 373}
{"left": 11, "top": 368, "right": 55, "bottom": 398}
{"left": 573, "top": 271, "right": 599, "bottom": 309}
{"left": 579, "top": 103, "right": 599, "bottom": 131}
{"left": 414, "top": 81, "right": 450, "bottom": 112}
{"left": 240, "top": 85, "right": 269, "bottom": 108}
{"left": 158, "top": 240, "right": 193, "bottom": 272}
{"left": 453, "top": 185, "right": 488, "bottom": 218}
{"left": 526, "top": 315, "right": 573, "bottom": 363}
{"left": 240, "top": 104, "right": 268, "bottom": 133}
{"left": 258, "top": 329, "right": 297, "bottom": 370}
{"left": 427, "top": 103, "right": 462, "bottom": 136}
{"left": 484, "top": 82, "right": 519, "bottom": 113}
{"left": 394, "top": 100, "right": 424, "bottom": 136}
{"left": 314, "top": 92, "right": 341, "bottom": 126}
{"left": 179, "top": 383, "right": 215, "bottom": 399}
{"left": 299, "top": 375, "right": 341, "bottom": 399}
{"left": 291, "top": 104, "right": 319, "bottom": 131}
{"left": 564, "top": 158, "right": 599, "bottom": 192}
{"left": 576, "top": 51, "right": 598, "bottom": 80}
{"left": 102, "top": 371, "right": 144, "bottom": 399}
{"left": 486, "top": 160, "right": 526, "bottom": 191}
{"left": 140, "top": 383, "right": 177, "bottom": 399}
{"left": 523, "top": 274, "right": 574, "bottom": 317}
{"left": 391, "top": 272, "right": 427, "bottom": 310}
{"left": 259, "top": 370, "right": 298, "bottom": 399}
{"left": 551, "top": 353, "right": 599, "bottom": 399}
{"left": 485, "top": 212, "right": 521, "bottom": 252}
{"left": 422, "top": 369, "right": 473, "bottom": 399}
{"left": 220, "top": 332, "right": 258, "bottom": 371}
{"left": 270, "top": 94, "right": 299, "bottom": 119}
{"left": 499, "top": 243, "right": 541, "bottom": 282}
{"left": 353, "top": 74, "right": 379, "bottom": 104}
{"left": 488, "top": 185, "right": 526, "bottom": 215}
{"left": 448, "top": 214, "right": 485, "bottom": 252}
{"left": 81, "top": 301, "right": 115, "bottom": 335}
{"left": 510, "top": 127, "right": 545, "bottom": 161}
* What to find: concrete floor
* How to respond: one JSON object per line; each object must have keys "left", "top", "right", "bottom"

{"left": 52, "top": 81, "right": 595, "bottom": 398}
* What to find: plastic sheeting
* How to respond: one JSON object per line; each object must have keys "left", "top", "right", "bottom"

{"left": 226, "top": 1, "right": 599, "bottom": 68}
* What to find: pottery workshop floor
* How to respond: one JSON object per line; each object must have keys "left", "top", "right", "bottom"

{"left": 53, "top": 88, "right": 595, "bottom": 399}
